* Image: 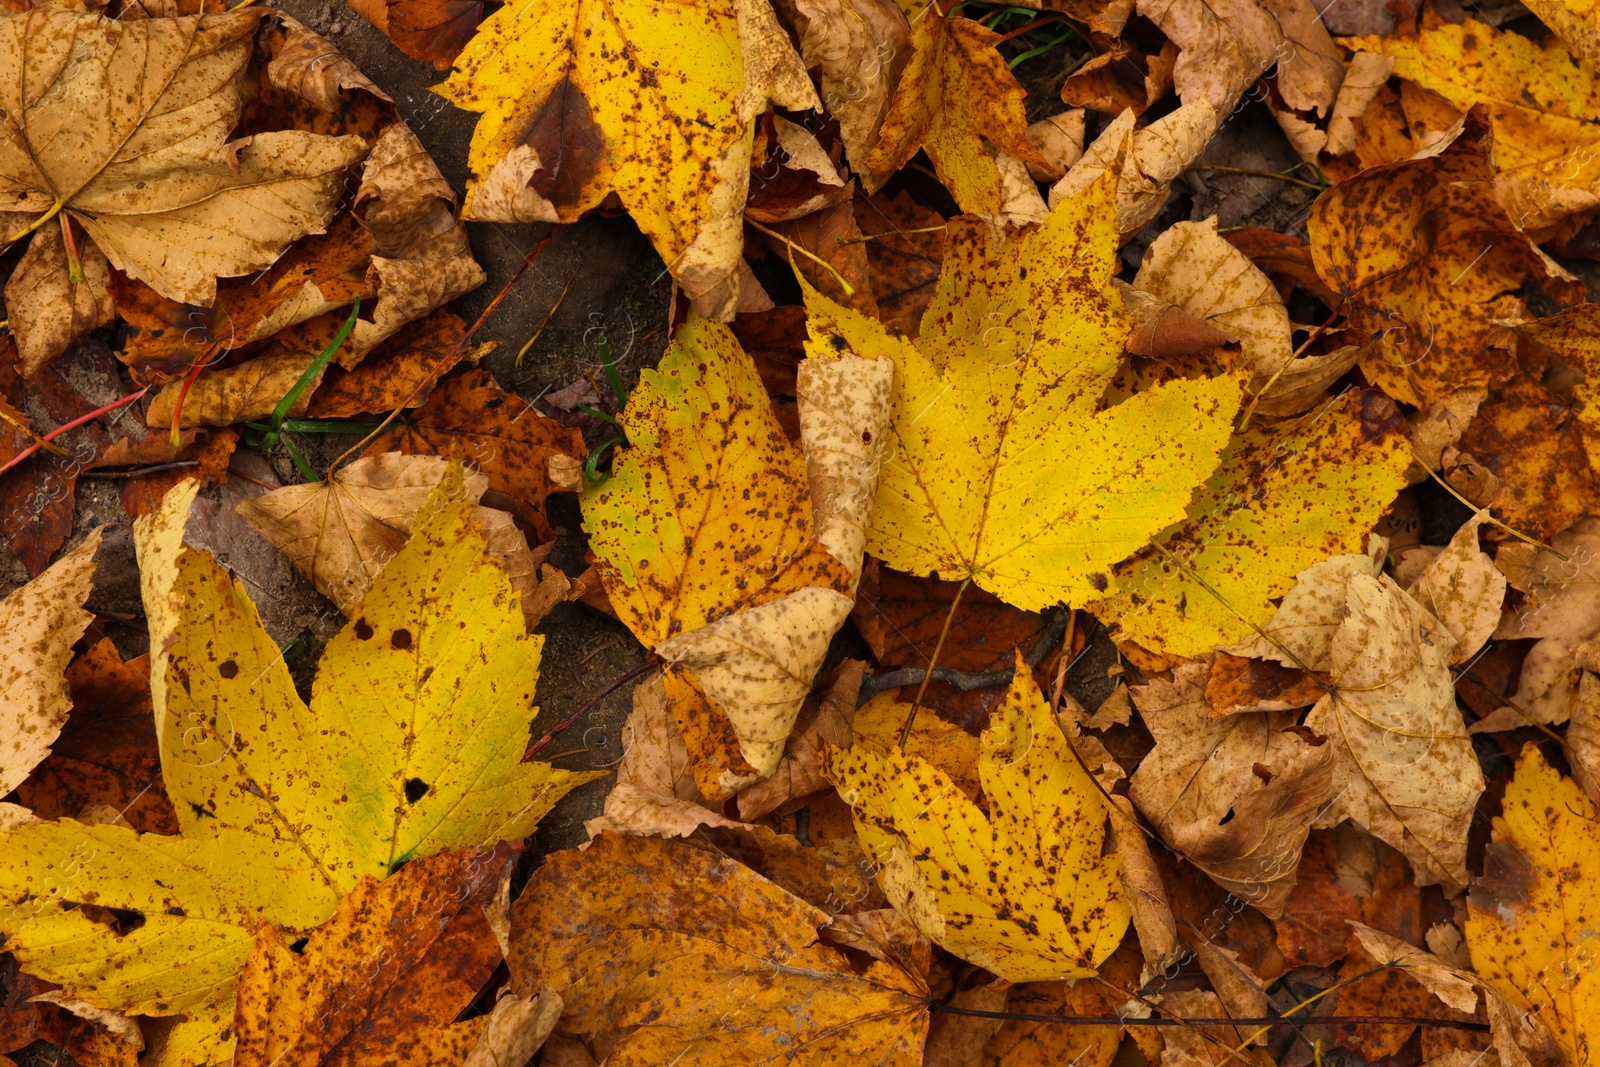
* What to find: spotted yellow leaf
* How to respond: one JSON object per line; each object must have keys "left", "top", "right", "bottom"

{"left": 823, "top": 654, "right": 1130, "bottom": 981}
{"left": 0, "top": 469, "right": 594, "bottom": 1057}
{"left": 806, "top": 170, "right": 1244, "bottom": 612}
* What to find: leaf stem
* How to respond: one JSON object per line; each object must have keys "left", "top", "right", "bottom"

{"left": 517, "top": 271, "right": 576, "bottom": 367}
{"left": 1192, "top": 166, "right": 1324, "bottom": 192}
{"left": 746, "top": 218, "right": 857, "bottom": 298}
{"left": 0, "top": 387, "right": 149, "bottom": 476}
{"left": 835, "top": 224, "right": 949, "bottom": 246}
{"left": 925, "top": 1003, "right": 1487, "bottom": 1030}
{"left": 896, "top": 576, "right": 969, "bottom": 749}
{"left": 3, "top": 199, "right": 64, "bottom": 250}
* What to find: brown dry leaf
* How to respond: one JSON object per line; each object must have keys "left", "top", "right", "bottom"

{"left": 1406, "top": 510, "right": 1505, "bottom": 664}
{"left": 1061, "top": 41, "right": 1175, "bottom": 117}
{"left": 1204, "top": 652, "right": 1325, "bottom": 716}
{"left": 4, "top": 220, "right": 115, "bottom": 377}
{"left": 583, "top": 317, "right": 891, "bottom": 786}
{"left": 1273, "top": 832, "right": 1360, "bottom": 967}
{"left": 1155, "top": 989, "right": 1269, "bottom": 1067}
{"left": 235, "top": 453, "right": 546, "bottom": 623}
{"left": 1133, "top": 216, "right": 1292, "bottom": 386}
{"left": 232, "top": 846, "right": 512, "bottom": 1067}
{"left": 863, "top": 9, "right": 1046, "bottom": 213}
{"left": 1306, "top": 573, "right": 1484, "bottom": 890}
{"left": 1117, "top": 282, "right": 1238, "bottom": 360}
{"left": 760, "top": 199, "right": 879, "bottom": 317}
{"left": 776, "top": 0, "right": 909, "bottom": 176}
{"left": 1571, "top": 670, "right": 1600, "bottom": 805}
{"left": 1108, "top": 794, "right": 1180, "bottom": 972}
{"left": 145, "top": 351, "right": 323, "bottom": 430}
{"left": 851, "top": 559, "right": 1047, "bottom": 673}
{"left": 308, "top": 312, "right": 483, "bottom": 417}
{"left": 0, "top": 8, "right": 370, "bottom": 316}
{"left": 1025, "top": 110, "right": 1087, "bottom": 181}
{"left": 348, "top": 0, "right": 484, "bottom": 70}
{"left": 1327, "top": 53, "right": 1396, "bottom": 156}
{"left": 506, "top": 832, "right": 930, "bottom": 1065}
{"left": 1128, "top": 658, "right": 1334, "bottom": 914}
{"left": 979, "top": 942, "right": 1147, "bottom": 1067}
{"left": 858, "top": 191, "right": 944, "bottom": 338}
{"left": 1049, "top": 101, "right": 1218, "bottom": 237}
{"left": 374, "top": 368, "right": 585, "bottom": 541}
{"left": 0, "top": 529, "right": 103, "bottom": 798}
{"left": 1454, "top": 371, "right": 1600, "bottom": 544}
{"left": 744, "top": 117, "right": 850, "bottom": 225}
{"left": 114, "top": 427, "right": 238, "bottom": 520}
{"left": 582, "top": 672, "right": 748, "bottom": 840}
{"left": 1225, "top": 537, "right": 1387, "bottom": 668}
{"left": 1135, "top": 0, "right": 1283, "bottom": 114}
{"left": 0, "top": 338, "right": 120, "bottom": 575}
{"left": 1493, "top": 517, "right": 1600, "bottom": 641}
{"left": 14, "top": 638, "right": 178, "bottom": 835}
{"left": 924, "top": 981, "right": 1007, "bottom": 1067}
{"left": 735, "top": 659, "right": 864, "bottom": 822}
{"left": 1308, "top": 108, "right": 1582, "bottom": 410}
{"left": 1263, "top": 0, "right": 1343, "bottom": 115}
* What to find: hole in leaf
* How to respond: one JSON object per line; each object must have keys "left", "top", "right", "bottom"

{"left": 404, "top": 777, "right": 429, "bottom": 802}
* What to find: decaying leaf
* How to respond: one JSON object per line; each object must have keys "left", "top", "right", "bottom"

{"left": 0, "top": 8, "right": 369, "bottom": 318}
{"left": 1306, "top": 572, "right": 1484, "bottom": 890}
{"left": 1128, "top": 658, "right": 1333, "bottom": 914}
{"left": 824, "top": 656, "right": 1131, "bottom": 981}
{"left": 506, "top": 831, "right": 930, "bottom": 1065}
{"left": 1049, "top": 102, "right": 1218, "bottom": 238}
{"left": 235, "top": 453, "right": 549, "bottom": 624}
{"left": 348, "top": 0, "right": 485, "bottom": 70}
{"left": 1466, "top": 746, "right": 1600, "bottom": 1067}
{"left": 863, "top": 9, "right": 1045, "bottom": 213}
{"left": 816, "top": 170, "right": 1241, "bottom": 613}
{"left": 439, "top": 0, "right": 814, "bottom": 316}
{"left": 0, "top": 472, "right": 595, "bottom": 1056}
{"left": 584, "top": 314, "right": 889, "bottom": 784}
{"left": 1405, "top": 509, "right": 1504, "bottom": 664}
{"left": 1309, "top": 108, "right": 1581, "bottom": 410}
{"left": 1136, "top": 0, "right": 1282, "bottom": 114}
{"left": 0, "top": 529, "right": 103, "bottom": 797}
{"left": 1089, "top": 392, "right": 1411, "bottom": 658}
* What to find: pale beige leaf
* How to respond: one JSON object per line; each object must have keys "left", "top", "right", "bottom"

{"left": 234, "top": 453, "right": 542, "bottom": 620}
{"left": 1470, "top": 636, "right": 1575, "bottom": 733}
{"left": 736, "top": 660, "right": 863, "bottom": 821}
{"left": 733, "top": 0, "right": 822, "bottom": 123}
{"left": 1109, "top": 794, "right": 1179, "bottom": 970}
{"left": 656, "top": 353, "right": 891, "bottom": 775}
{"left": 1260, "top": 0, "right": 1343, "bottom": 115}
{"left": 266, "top": 14, "right": 390, "bottom": 113}
{"left": 1190, "top": 940, "right": 1270, "bottom": 1029}
{"left": 466, "top": 145, "right": 561, "bottom": 225}
{"left": 1136, "top": 0, "right": 1282, "bottom": 113}
{"left": 1127, "top": 657, "right": 1333, "bottom": 914}
{"left": 1408, "top": 387, "right": 1488, "bottom": 479}
{"left": 146, "top": 351, "right": 319, "bottom": 430}
{"left": 1572, "top": 670, "right": 1600, "bottom": 805}
{"left": 1025, "top": 110, "right": 1087, "bottom": 181}
{"left": 28, "top": 993, "right": 145, "bottom": 1050}
{"left": 1306, "top": 574, "right": 1483, "bottom": 889}
{"left": 1347, "top": 921, "right": 1479, "bottom": 1014}
{"left": 0, "top": 528, "right": 103, "bottom": 797}
{"left": 1271, "top": 105, "right": 1328, "bottom": 162}
{"left": 1049, "top": 102, "right": 1218, "bottom": 237}
{"left": 1493, "top": 517, "right": 1600, "bottom": 640}
{"left": 1406, "top": 509, "right": 1506, "bottom": 664}
{"left": 4, "top": 220, "right": 114, "bottom": 376}
{"left": 1134, "top": 215, "right": 1292, "bottom": 383}
{"left": 462, "top": 993, "right": 562, "bottom": 1067}
{"left": 583, "top": 673, "right": 746, "bottom": 839}
{"left": 1251, "top": 344, "right": 1363, "bottom": 417}
{"left": 778, "top": 0, "right": 910, "bottom": 177}
{"left": 1327, "top": 53, "right": 1395, "bottom": 155}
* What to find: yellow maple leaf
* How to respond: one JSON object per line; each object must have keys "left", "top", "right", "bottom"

{"left": 823, "top": 653, "right": 1130, "bottom": 982}
{"left": 1344, "top": 20, "right": 1600, "bottom": 228}
{"left": 436, "top": 0, "right": 815, "bottom": 317}
{"left": 0, "top": 469, "right": 595, "bottom": 1057}
{"left": 864, "top": 8, "right": 1046, "bottom": 213}
{"left": 582, "top": 315, "right": 889, "bottom": 792}
{"left": 808, "top": 171, "right": 1244, "bottom": 612}
{"left": 1465, "top": 745, "right": 1600, "bottom": 1064}
{"left": 1087, "top": 391, "right": 1412, "bottom": 658}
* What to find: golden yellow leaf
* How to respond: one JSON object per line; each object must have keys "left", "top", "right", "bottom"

{"left": 438, "top": 0, "right": 812, "bottom": 317}
{"left": 812, "top": 171, "right": 1243, "bottom": 612}
{"left": 0, "top": 8, "right": 369, "bottom": 309}
{"left": 1466, "top": 745, "right": 1600, "bottom": 1066}
{"left": 863, "top": 9, "right": 1046, "bottom": 213}
{"left": 0, "top": 528, "right": 102, "bottom": 796}
{"left": 823, "top": 655, "right": 1131, "bottom": 982}
{"left": 1344, "top": 21, "right": 1600, "bottom": 227}
{"left": 1308, "top": 108, "right": 1580, "bottom": 411}
{"left": 1523, "top": 0, "right": 1600, "bottom": 60}
{"left": 0, "top": 470, "right": 595, "bottom": 1053}
{"left": 583, "top": 316, "right": 890, "bottom": 782}
{"left": 1087, "top": 391, "right": 1411, "bottom": 658}
{"left": 506, "top": 831, "right": 930, "bottom": 1065}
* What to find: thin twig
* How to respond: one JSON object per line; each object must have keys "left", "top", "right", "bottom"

{"left": 860, "top": 608, "right": 1069, "bottom": 705}
{"left": 926, "top": 1004, "right": 1487, "bottom": 1031}
{"left": 81, "top": 460, "right": 200, "bottom": 479}
{"left": 0, "top": 387, "right": 149, "bottom": 476}
{"left": 522, "top": 660, "right": 660, "bottom": 762}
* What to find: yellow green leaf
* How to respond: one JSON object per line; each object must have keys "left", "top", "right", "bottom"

{"left": 808, "top": 171, "right": 1244, "bottom": 611}
{"left": 1465, "top": 745, "right": 1600, "bottom": 1064}
{"left": 0, "top": 469, "right": 594, "bottom": 1043}
{"left": 822, "top": 653, "right": 1130, "bottom": 982}
{"left": 1087, "top": 391, "right": 1412, "bottom": 658}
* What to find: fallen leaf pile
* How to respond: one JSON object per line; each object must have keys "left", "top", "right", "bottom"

{"left": 7, "top": 0, "right": 1600, "bottom": 1064}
